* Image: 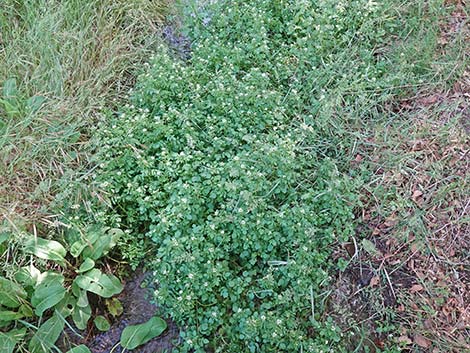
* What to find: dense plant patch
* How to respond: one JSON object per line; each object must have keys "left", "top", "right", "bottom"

{"left": 91, "top": 0, "right": 442, "bottom": 352}
{"left": 0, "top": 225, "right": 123, "bottom": 353}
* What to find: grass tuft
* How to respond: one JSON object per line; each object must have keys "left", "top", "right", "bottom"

{"left": 0, "top": 0, "right": 171, "bottom": 226}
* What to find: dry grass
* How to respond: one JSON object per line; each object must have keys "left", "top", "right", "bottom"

{"left": 328, "top": 1, "right": 469, "bottom": 351}
{"left": 0, "top": 0, "right": 171, "bottom": 228}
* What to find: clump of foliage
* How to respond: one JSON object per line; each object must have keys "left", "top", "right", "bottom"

{"left": 93, "top": 0, "right": 440, "bottom": 352}
{"left": 0, "top": 224, "right": 123, "bottom": 353}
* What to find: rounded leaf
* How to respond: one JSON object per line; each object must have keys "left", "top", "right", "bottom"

{"left": 105, "top": 298, "right": 123, "bottom": 317}
{"left": 24, "top": 237, "right": 66, "bottom": 265}
{"left": 94, "top": 315, "right": 110, "bottom": 331}
{"left": 76, "top": 258, "right": 95, "bottom": 274}
{"left": 74, "top": 269, "right": 122, "bottom": 298}
{"left": 66, "top": 345, "right": 92, "bottom": 353}
{"left": 14, "top": 266, "right": 37, "bottom": 287}
{"left": 72, "top": 303, "right": 91, "bottom": 330}
{"left": 120, "top": 316, "right": 167, "bottom": 349}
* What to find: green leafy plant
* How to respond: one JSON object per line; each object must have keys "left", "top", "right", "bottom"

{"left": 120, "top": 316, "right": 167, "bottom": 349}
{"left": 94, "top": 315, "right": 111, "bottom": 332}
{"left": 0, "top": 225, "right": 124, "bottom": 353}
{"left": 83, "top": 0, "right": 446, "bottom": 352}
{"left": 66, "top": 345, "right": 92, "bottom": 353}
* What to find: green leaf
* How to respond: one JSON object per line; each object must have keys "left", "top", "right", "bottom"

{"left": 3, "top": 78, "right": 17, "bottom": 98}
{"left": 31, "top": 272, "right": 66, "bottom": 316}
{"left": 24, "top": 237, "right": 66, "bottom": 265}
{"left": 76, "top": 258, "right": 95, "bottom": 273}
{"left": 120, "top": 316, "right": 167, "bottom": 349}
{"left": 94, "top": 315, "right": 110, "bottom": 331}
{"left": 0, "top": 231, "right": 9, "bottom": 245}
{"left": 361, "top": 239, "right": 379, "bottom": 256}
{"left": 18, "top": 303, "right": 34, "bottom": 317}
{"left": 26, "top": 95, "right": 45, "bottom": 113}
{"left": 0, "top": 277, "right": 27, "bottom": 308}
{"left": 71, "top": 302, "right": 91, "bottom": 330}
{"left": 0, "top": 328, "right": 27, "bottom": 353}
{"left": 55, "top": 294, "right": 76, "bottom": 318}
{"left": 0, "top": 98, "right": 19, "bottom": 117}
{"left": 29, "top": 313, "right": 64, "bottom": 353}
{"left": 74, "top": 269, "right": 122, "bottom": 298}
{"left": 69, "top": 226, "right": 101, "bottom": 259}
{"left": 106, "top": 298, "right": 123, "bottom": 317}
{"left": 0, "top": 231, "right": 9, "bottom": 254}
{"left": 76, "top": 288, "right": 89, "bottom": 308}
{"left": 81, "top": 228, "right": 123, "bottom": 260}
{"left": 66, "top": 345, "right": 92, "bottom": 353}
{"left": 0, "top": 307, "right": 24, "bottom": 321}
{"left": 14, "top": 264, "right": 41, "bottom": 287}
{"left": 70, "top": 240, "right": 87, "bottom": 258}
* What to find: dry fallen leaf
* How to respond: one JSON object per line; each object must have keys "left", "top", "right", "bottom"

{"left": 410, "top": 242, "right": 423, "bottom": 253}
{"left": 419, "top": 95, "right": 439, "bottom": 105}
{"left": 414, "top": 334, "right": 431, "bottom": 348}
{"left": 398, "top": 335, "right": 412, "bottom": 345}
{"left": 412, "top": 190, "right": 424, "bottom": 202}
{"left": 410, "top": 284, "right": 424, "bottom": 293}
{"left": 370, "top": 276, "right": 380, "bottom": 287}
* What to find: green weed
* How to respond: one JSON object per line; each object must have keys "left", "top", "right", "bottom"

{"left": 89, "top": 1, "right": 458, "bottom": 352}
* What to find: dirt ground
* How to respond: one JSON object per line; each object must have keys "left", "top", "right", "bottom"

{"left": 328, "top": 2, "right": 469, "bottom": 352}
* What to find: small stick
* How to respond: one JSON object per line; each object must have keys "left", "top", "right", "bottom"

{"left": 310, "top": 286, "right": 315, "bottom": 322}
{"left": 383, "top": 267, "right": 396, "bottom": 300}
